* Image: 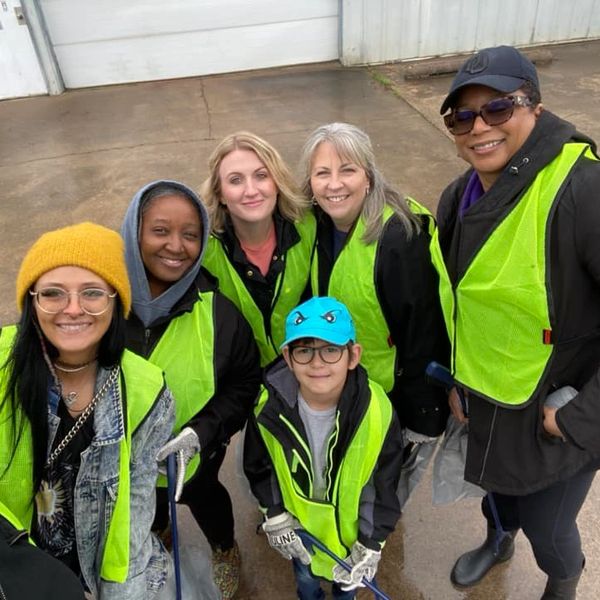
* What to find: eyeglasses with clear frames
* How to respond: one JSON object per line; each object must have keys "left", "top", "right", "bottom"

{"left": 30, "top": 287, "right": 117, "bottom": 316}
{"left": 290, "top": 344, "right": 348, "bottom": 365}
{"left": 444, "top": 95, "right": 533, "bottom": 136}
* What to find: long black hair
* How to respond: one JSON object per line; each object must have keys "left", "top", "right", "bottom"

{"left": 0, "top": 292, "right": 126, "bottom": 492}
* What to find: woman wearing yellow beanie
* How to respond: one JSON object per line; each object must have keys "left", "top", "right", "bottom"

{"left": 0, "top": 222, "right": 175, "bottom": 599}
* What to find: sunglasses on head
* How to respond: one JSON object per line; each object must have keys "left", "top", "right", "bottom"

{"left": 444, "top": 95, "right": 533, "bottom": 136}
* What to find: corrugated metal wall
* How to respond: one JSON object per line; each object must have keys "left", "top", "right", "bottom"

{"left": 341, "top": 0, "right": 600, "bottom": 64}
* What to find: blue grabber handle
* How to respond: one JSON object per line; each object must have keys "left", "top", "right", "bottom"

{"left": 426, "top": 361, "right": 468, "bottom": 417}
{"left": 167, "top": 453, "right": 182, "bottom": 600}
{"left": 296, "top": 529, "right": 392, "bottom": 600}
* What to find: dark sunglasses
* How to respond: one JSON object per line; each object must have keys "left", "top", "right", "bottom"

{"left": 444, "top": 95, "right": 533, "bottom": 135}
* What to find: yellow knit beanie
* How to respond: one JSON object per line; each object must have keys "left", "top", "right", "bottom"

{"left": 16, "top": 222, "right": 132, "bottom": 316}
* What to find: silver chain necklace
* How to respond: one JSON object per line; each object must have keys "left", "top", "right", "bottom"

{"left": 46, "top": 366, "right": 120, "bottom": 468}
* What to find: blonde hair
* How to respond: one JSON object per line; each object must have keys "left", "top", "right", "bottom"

{"left": 202, "top": 131, "right": 309, "bottom": 233}
{"left": 299, "top": 122, "right": 419, "bottom": 243}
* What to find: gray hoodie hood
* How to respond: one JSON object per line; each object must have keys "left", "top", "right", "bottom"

{"left": 121, "top": 179, "right": 210, "bottom": 327}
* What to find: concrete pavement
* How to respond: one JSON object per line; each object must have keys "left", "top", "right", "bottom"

{"left": 1, "top": 39, "right": 599, "bottom": 599}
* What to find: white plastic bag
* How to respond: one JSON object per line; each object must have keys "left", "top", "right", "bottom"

{"left": 156, "top": 541, "right": 221, "bottom": 600}
{"left": 432, "top": 416, "right": 485, "bottom": 505}
{"left": 396, "top": 439, "right": 438, "bottom": 509}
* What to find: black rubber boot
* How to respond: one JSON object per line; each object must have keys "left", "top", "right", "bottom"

{"left": 540, "top": 565, "right": 583, "bottom": 599}
{"left": 450, "top": 525, "right": 516, "bottom": 587}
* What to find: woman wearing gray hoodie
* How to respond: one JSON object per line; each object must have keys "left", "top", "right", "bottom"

{"left": 121, "top": 180, "right": 261, "bottom": 600}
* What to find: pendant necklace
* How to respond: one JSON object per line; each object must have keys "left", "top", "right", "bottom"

{"left": 53, "top": 358, "right": 97, "bottom": 406}
{"left": 63, "top": 391, "right": 79, "bottom": 408}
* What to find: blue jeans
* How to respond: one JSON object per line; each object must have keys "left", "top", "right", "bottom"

{"left": 292, "top": 560, "right": 356, "bottom": 600}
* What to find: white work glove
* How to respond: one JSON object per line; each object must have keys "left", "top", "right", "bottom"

{"left": 262, "top": 512, "right": 311, "bottom": 565}
{"left": 332, "top": 541, "right": 381, "bottom": 591}
{"left": 156, "top": 427, "right": 201, "bottom": 502}
{"left": 403, "top": 428, "right": 438, "bottom": 444}
{"left": 544, "top": 386, "right": 578, "bottom": 409}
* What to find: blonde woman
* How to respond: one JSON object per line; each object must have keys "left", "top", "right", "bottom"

{"left": 203, "top": 132, "right": 315, "bottom": 366}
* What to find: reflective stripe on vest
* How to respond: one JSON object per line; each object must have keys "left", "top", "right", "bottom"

{"left": 431, "top": 143, "right": 595, "bottom": 406}
{"left": 312, "top": 198, "right": 433, "bottom": 392}
{"left": 0, "top": 498, "right": 26, "bottom": 532}
{"left": 312, "top": 206, "right": 395, "bottom": 390}
{"left": 0, "top": 498, "right": 35, "bottom": 546}
{"left": 255, "top": 380, "right": 393, "bottom": 579}
{"left": 203, "top": 213, "right": 316, "bottom": 366}
{"left": 150, "top": 292, "right": 215, "bottom": 486}
{"left": 406, "top": 196, "right": 437, "bottom": 236}
{"left": 0, "top": 326, "right": 164, "bottom": 582}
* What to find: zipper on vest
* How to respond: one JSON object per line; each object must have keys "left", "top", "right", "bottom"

{"left": 267, "top": 267, "right": 285, "bottom": 355}
{"left": 477, "top": 405, "right": 498, "bottom": 484}
{"left": 143, "top": 328, "right": 151, "bottom": 357}
{"left": 451, "top": 281, "right": 459, "bottom": 376}
{"left": 7, "top": 529, "right": 27, "bottom": 546}
{"left": 324, "top": 413, "right": 340, "bottom": 501}
{"left": 278, "top": 413, "right": 314, "bottom": 490}
{"left": 0, "top": 580, "right": 7, "bottom": 600}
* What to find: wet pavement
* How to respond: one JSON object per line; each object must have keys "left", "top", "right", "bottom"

{"left": 1, "top": 39, "right": 600, "bottom": 599}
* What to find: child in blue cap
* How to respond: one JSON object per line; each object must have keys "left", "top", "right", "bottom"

{"left": 244, "top": 296, "right": 403, "bottom": 599}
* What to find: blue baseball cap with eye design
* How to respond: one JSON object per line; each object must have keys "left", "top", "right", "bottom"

{"left": 281, "top": 296, "right": 356, "bottom": 348}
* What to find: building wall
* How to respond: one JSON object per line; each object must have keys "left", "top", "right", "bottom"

{"left": 341, "top": 0, "right": 600, "bottom": 65}
{"left": 5, "top": 1, "right": 600, "bottom": 98}
{"left": 39, "top": 0, "right": 339, "bottom": 88}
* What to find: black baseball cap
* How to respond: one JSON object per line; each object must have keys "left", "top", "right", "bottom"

{"left": 440, "top": 45, "right": 539, "bottom": 115}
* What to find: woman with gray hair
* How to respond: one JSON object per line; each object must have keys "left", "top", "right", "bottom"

{"left": 300, "top": 122, "right": 448, "bottom": 440}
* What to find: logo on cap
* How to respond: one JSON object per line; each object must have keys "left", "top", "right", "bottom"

{"left": 464, "top": 52, "right": 489, "bottom": 74}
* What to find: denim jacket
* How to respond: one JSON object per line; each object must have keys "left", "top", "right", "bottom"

{"left": 47, "top": 366, "right": 175, "bottom": 600}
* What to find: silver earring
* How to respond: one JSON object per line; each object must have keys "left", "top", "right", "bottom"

{"left": 365, "top": 186, "right": 370, "bottom": 196}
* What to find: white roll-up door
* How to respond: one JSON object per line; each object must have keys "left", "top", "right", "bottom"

{"left": 39, "top": 0, "right": 339, "bottom": 88}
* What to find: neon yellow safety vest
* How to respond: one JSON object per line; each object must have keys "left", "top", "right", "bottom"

{"left": 430, "top": 143, "right": 597, "bottom": 406}
{"left": 203, "top": 213, "right": 316, "bottom": 366}
{"left": 0, "top": 498, "right": 36, "bottom": 547}
{"left": 312, "top": 200, "right": 434, "bottom": 392}
{"left": 0, "top": 498, "right": 28, "bottom": 534}
{"left": 149, "top": 292, "right": 215, "bottom": 486}
{"left": 0, "top": 325, "right": 165, "bottom": 582}
{"left": 255, "top": 380, "right": 393, "bottom": 579}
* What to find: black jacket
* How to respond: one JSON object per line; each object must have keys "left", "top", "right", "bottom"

{"left": 0, "top": 515, "right": 85, "bottom": 599}
{"left": 243, "top": 359, "right": 403, "bottom": 550}
{"left": 313, "top": 207, "right": 449, "bottom": 436}
{"left": 125, "top": 269, "right": 261, "bottom": 461}
{"left": 437, "top": 110, "right": 600, "bottom": 494}
{"left": 213, "top": 211, "right": 304, "bottom": 324}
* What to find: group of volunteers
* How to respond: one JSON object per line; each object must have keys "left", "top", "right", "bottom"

{"left": 0, "top": 44, "right": 598, "bottom": 600}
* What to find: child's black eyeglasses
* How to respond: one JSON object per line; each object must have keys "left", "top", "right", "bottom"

{"left": 444, "top": 95, "right": 533, "bottom": 136}
{"left": 290, "top": 344, "right": 347, "bottom": 365}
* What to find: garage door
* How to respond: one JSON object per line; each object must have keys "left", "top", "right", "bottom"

{"left": 39, "top": 0, "right": 339, "bottom": 88}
